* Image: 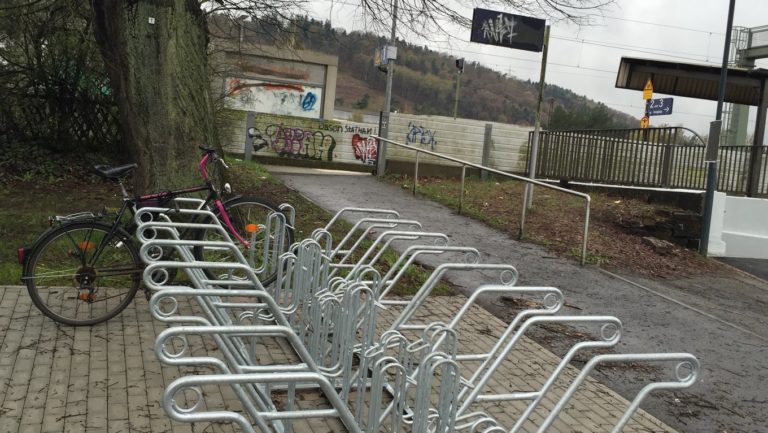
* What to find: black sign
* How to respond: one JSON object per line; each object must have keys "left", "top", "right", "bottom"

{"left": 470, "top": 8, "right": 546, "bottom": 52}
{"left": 646, "top": 97, "right": 674, "bottom": 116}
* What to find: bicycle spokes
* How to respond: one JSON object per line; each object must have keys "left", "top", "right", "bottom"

{"left": 25, "top": 223, "right": 141, "bottom": 326}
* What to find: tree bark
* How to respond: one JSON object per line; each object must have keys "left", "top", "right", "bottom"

{"left": 91, "top": 0, "right": 218, "bottom": 193}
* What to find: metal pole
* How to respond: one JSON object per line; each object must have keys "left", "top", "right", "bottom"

{"left": 238, "top": 15, "right": 247, "bottom": 51}
{"left": 700, "top": 0, "right": 735, "bottom": 256}
{"left": 375, "top": 134, "right": 591, "bottom": 265}
{"left": 244, "top": 112, "right": 255, "bottom": 161}
{"left": 453, "top": 71, "right": 462, "bottom": 119}
{"left": 413, "top": 151, "right": 419, "bottom": 195}
{"left": 376, "top": 0, "right": 398, "bottom": 178}
{"left": 524, "top": 25, "right": 550, "bottom": 210}
{"left": 519, "top": 196, "right": 527, "bottom": 240}
{"left": 459, "top": 165, "right": 466, "bottom": 214}
{"left": 581, "top": 198, "right": 591, "bottom": 265}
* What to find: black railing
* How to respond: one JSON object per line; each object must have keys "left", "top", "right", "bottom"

{"left": 527, "top": 127, "right": 767, "bottom": 197}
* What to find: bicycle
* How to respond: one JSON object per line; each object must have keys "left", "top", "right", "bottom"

{"left": 17, "top": 146, "right": 295, "bottom": 326}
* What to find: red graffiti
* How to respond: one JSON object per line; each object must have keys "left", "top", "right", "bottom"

{"left": 226, "top": 78, "right": 304, "bottom": 96}
{"left": 227, "top": 78, "right": 245, "bottom": 96}
{"left": 263, "top": 83, "right": 305, "bottom": 92}
{"left": 352, "top": 134, "right": 378, "bottom": 165}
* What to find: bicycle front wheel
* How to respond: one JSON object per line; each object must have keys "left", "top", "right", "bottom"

{"left": 23, "top": 221, "right": 141, "bottom": 326}
{"left": 196, "top": 196, "right": 295, "bottom": 287}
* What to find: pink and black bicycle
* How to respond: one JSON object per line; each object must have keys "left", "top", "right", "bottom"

{"left": 18, "top": 146, "right": 294, "bottom": 326}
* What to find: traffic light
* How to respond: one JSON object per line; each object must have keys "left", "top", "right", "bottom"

{"left": 456, "top": 58, "right": 464, "bottom": 74}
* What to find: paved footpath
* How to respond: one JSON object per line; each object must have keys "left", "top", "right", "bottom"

{"left": 271, "top": 165, "right": 768, "bottom": 433}
{"left": 0, "top": 286, "right": 677, "bottom": 433}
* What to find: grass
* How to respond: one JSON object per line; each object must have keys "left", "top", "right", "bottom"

{"left": 0, "top": 180, "right": 123, "bottom": 284}
{"left": 0, "top": 157, "right": 454, "bottom": 297}
{"left": 385, "top": 173, "right": 725, "bottom": 278}
{"left": 226, "top": 158, "right": 455, "bottom": 296}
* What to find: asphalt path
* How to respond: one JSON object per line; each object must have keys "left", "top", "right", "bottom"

{"left": 270, "top": 165, "right": 768, "bottom": 433}
{"left": 717, "top": 257, "right": 768, "bottom": 282}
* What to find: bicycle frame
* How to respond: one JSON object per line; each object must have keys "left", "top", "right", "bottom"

{"left": 19, "top": 149, "right": 253, "bottom": 270}
{"left": 124, "top": 151, "right": 251, "bottom": 247}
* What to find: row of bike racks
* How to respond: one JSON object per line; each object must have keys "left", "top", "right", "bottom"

{"left": 134, "top": 201, "right": 700, "bottom": 433}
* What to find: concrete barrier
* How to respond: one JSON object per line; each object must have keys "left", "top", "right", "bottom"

{"left": 708, "top": 192, "right": 768, "bottom": 259}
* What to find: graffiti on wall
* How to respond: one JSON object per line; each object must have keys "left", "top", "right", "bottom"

{"left": 226, "top": 78, "right": 322, "bottom": 118}
{"left": 241, "top": 113, "right": 380, "bottom": 165}
{"left": 301, "top": 92, "right": 317, "bottom": 111}
{"left": 406, "top": 122, "right": 438, "bottom": 150}
{"left": 351, "top": 134, "right": 378, "bottom": 165}
{"left": 252, "top": 124, "right": 337, "bottom": 161}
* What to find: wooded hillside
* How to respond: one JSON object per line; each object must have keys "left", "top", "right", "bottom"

{"left": 250, "top": 17, "right": 638, "bottom": 129}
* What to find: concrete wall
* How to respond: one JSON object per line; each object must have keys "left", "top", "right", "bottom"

{"left": 387, "top": 114, "right": 531, "bottom": 173}
{"left": 220, "top": 110, "right": 533, "bottom": 173}
{"left": 221, "top": 110, "right": 379, "bottom": 167}
{"left": 708, "top": 192, "right": 768, "bottom": 259}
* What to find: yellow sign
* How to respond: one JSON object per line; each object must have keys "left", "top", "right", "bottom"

{"left": 640, "top": 115, "right": 650, "bottom": 129}
{"left": 642, "top": 78, "right": 653, "bottom": 100}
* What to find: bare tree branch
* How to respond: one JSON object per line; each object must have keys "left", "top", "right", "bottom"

{"left": 197, "top": 0, "right": 612, "bottom": 43}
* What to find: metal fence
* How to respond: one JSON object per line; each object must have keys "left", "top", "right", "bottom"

{"left": 374, "top": 135, "right": 592, "bottom": 265}
{"left": 527, "top": 127, "right": 768, "bottom": 197}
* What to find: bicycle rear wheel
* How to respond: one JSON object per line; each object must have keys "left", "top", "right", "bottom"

{"left": 195, "top": 196, "right": 295, "bottom": 287}
{"left": 23, "top": 221, "right": 141, "bottom": 326}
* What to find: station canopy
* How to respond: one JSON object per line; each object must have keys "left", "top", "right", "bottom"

{"left": 615, "top": 56, "right": 768, "bottom": 106}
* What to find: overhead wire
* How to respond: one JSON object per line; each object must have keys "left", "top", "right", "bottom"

{"left": 584, "top": 14, "right": 726, "bottom": 35}
{"left": 306, "top": 1, "right": 725, "bottom": 74}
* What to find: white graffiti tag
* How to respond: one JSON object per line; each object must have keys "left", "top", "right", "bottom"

{"left": 481, "top": 14, "right": 517, "bottom": 44}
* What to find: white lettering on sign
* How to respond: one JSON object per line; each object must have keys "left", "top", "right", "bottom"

{"left": 481, "top": 14, "right": 518, "bottom": 44}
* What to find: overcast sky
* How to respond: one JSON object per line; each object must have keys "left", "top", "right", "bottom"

{"left": 307, "top": 0, "right": 767, "bottom": 141}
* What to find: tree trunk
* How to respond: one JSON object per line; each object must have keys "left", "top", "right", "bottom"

{"left": 91, "top": 0, "right": 218, "bottom": 193}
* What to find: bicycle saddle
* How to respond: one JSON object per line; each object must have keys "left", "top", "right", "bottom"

{"left": 93, "top": 163, "right": 138, "bottom": 180}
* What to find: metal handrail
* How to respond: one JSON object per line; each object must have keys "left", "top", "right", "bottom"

{"left": 372, "top": 135, "right": 592, "bottom": 265}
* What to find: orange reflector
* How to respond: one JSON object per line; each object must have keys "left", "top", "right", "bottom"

{"left": 79, "top": 292, "right": 96, "bottom": 302}
{"left": 245, "top": 224, "right": 259, "bottom": 233}
{"left": 78, "top": 241, "right": 96, "bottom": 250}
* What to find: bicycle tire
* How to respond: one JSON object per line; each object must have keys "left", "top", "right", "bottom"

{"left": 23, "top": 221, "right": 142, "bottom": 326}
{"left": 194, "top": 196, "right": 295, "bottom": 287}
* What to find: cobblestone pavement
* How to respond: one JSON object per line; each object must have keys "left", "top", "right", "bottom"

{"left": 0, "top": 286, "right": 680, "bottom": 433}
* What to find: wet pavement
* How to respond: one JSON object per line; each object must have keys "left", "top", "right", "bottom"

{"left": 717, "top": 257, "right": 768, "bottom": 282}
{"left": 269, "top": 165, "right": 768, "bottom": 433}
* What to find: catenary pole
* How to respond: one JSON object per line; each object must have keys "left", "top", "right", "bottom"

{"left": 376, "top": 0, "right": 398, "bottom": 178}
{"left": 524, "top": 25, "right": 550, "bottom": 210}
{"left": 700, "top": 0, "right": 735, "bottom": 256}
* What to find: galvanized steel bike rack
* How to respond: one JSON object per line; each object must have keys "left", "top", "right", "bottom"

{"left": 135, "top": 203, "right": 700, "bottom": 433}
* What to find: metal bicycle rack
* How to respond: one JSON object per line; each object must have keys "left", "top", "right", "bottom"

{"left": 135, "top": 203, "right": 700, "bottom": 433}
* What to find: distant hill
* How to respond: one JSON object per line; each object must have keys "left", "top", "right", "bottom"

{"left": 221, "top": 15, "right": 637, "bottom": 129}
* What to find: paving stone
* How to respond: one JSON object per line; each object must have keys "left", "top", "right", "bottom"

{"left": 0, "top": 286, "right": 683, "bottom": 433}
{"left": 16, "top": 424, "right": 41, "bottom": 433}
